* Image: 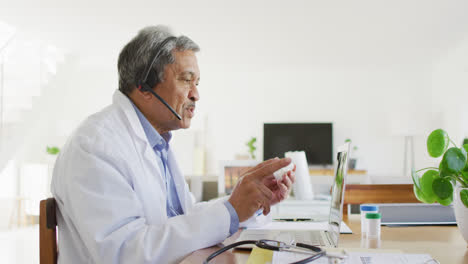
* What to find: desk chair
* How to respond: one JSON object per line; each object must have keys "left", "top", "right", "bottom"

{"left": 343, "top": 184, "right": 419, "bottom": 216}
{"left": 39, "top": 198, "right": 58, "bottom": 264}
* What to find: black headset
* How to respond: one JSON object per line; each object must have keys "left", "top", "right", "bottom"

{"left": 137, "top": 36, "right": 182, "bottom": 120}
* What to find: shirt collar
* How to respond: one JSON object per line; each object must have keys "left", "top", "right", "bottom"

{"left": 131, "top": 102, "right": 171, "bottom": 150}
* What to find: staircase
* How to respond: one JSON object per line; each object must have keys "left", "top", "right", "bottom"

{"left": 0, "top": 21, "right": 65, "bottom": 176}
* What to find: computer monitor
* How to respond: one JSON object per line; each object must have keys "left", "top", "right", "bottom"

{"left": 263, "top": 123, "right": 333, "bottom": 166}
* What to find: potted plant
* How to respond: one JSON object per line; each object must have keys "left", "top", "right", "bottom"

{"left": 246, "top": 137, "right": 257, "bottom": 160}
{"left": 46, "top": 146, "right": 60, "bottom": 155}
{"left": 413, "top": 129, "right": 468, "bottom": 242}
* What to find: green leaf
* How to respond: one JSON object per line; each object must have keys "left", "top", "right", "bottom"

{"left": 439, "top": 161, "right": 454, "bottom": 177}
{"left": 432, "top": 177, "right": 453, "bottom": 200}
{"left": 246, "top": 137, "right": 257, "bottom": 159}
{"left": 427, "top": 129, "right": 449, "bottom": 158}
{"left": 420, "top": 170, "right": 439, "bottom": 203}
{"left": 463, "top": 144, "right": 468, "bottom": 153}
{"left": 411, "top": 169, "right": 421, "bottom": 190}
{"left": 461, "top": 162, "right": 468, "bottom": 181}
{"left": 438, "top": 192, "right": 453, "bottom": 206}
{"left": 441, "top": 147, "right": 467, "bottom": 173}
{"left": 461, "top": 167, "right": 468, "bottom": 182}
{"left": 462, "top": 144, "right": 468, "bottom": 182}
{"left": 46, "top": 146, "right": 60, "bottom": 155}
{"left": 413, "top": 185, "right": 433, "bottom": 203}
{"left": 460, "top": 189, "right": 468, "bottom": 208}
{"left": 462, "top": 146, "right": 468, "bottom": 159}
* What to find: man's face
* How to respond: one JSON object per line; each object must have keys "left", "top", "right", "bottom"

{"left": 151, "top": 50, "right": 200, "bottom": 131}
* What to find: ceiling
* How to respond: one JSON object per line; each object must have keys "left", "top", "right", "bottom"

{"left": 1, "top": 0, "right": 468, "bottom": 68}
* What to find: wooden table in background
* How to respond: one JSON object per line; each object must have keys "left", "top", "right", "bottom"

{"left": 182, "top": 215, "right": 468, "bottom": 263}
{"left": 309, "top": 169, "right": 367, "bottom": 176}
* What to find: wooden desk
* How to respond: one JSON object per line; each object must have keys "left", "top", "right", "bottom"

{"left": 182, "top": 215, "right": 468, "bottom": 263}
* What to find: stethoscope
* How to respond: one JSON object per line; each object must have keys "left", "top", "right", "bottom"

{"left": 204, "top": 239, "right": 328, "bottom": 264}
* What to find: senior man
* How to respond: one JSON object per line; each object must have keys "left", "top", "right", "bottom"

{"left": 51, "top": 25, "right": 295, "bottom": 263}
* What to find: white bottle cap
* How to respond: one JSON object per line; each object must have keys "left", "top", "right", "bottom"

{"left": 273, "top": 162, "right": 295, "bottom": 180}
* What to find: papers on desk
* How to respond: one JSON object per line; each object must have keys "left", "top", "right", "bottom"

{"left": 273, "top": 251, "right": 435, "bottom": 264}
{"left": 247, "top": 247, "right": 437, "bottom": 264}
{"left": 247, "top": 220, "right": 353, "bottom": 234}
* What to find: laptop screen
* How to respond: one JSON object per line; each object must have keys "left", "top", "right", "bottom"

{"left": 327, "top": 143, "right": 350, "bottom": 246}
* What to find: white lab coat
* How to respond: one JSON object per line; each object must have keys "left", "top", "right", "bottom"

{"left": 51, "top": 90, "right": 267, "bottom": 264}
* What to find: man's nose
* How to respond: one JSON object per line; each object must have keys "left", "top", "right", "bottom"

{"left": 189, "top": 84, "right": 200, "bottom": 102}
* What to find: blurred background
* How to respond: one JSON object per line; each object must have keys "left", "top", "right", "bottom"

{"left": 0, "top": 0, "right": 468, "bottom": 262}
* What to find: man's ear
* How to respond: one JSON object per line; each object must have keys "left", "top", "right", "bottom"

{"left": 140, "top": 90, "right": 154, "bottom": 100}
{"left": 134, "top": 86, "right": 154, "bottom": 101}
{"left": 128, "top": 86, "right": 152, "bottom": 102}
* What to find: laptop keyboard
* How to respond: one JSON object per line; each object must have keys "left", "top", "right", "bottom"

{"left": 276, "top": 231, "right": 325, "bottom": 246}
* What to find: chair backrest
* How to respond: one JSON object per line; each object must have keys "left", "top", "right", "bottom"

{"left": 343, "top": 184, "right": 419, "bottom": 215}
{"left": 39, "top": 198, "right": 58, "bottom": 264}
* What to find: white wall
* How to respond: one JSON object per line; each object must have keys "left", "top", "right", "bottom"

{"left": 190, "top": 63, "right": 434, "bottom": 176}
{"left": 1, "top": 0, "right": 468, "bottom": 179}
{"left": 431, "top": 37, "right": 468, "bottom": 145}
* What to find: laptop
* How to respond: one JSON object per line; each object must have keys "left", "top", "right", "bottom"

{"left": 236, "top": 143, "right": 350, "bottom": 247}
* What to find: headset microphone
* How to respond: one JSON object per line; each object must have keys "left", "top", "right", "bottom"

{"left": 137, "top": 36, "right": 182, "bottom": 120}
{"left": 137, "top": 84, "right": 182, "bottom": 120}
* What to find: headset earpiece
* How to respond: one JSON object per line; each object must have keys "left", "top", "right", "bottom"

{"left": 137, "top": 71, "right": 154, "bottom": 92}
{"left": 137, "top": 83, "right": 151, "bottom": 92}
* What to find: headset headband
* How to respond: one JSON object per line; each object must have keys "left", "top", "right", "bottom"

{"left": 140, "top": 36, "right": 177, "bottom": 86}
{"left": 136, "top": 36, "right": 183, "bottom": 120}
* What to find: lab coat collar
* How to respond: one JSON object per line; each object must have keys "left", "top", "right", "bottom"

{"left": 131, "top": 101, "right": 172, "bottom": 151}
{"left": 112, "top": 90, "right": 149, "bottom": 144}
{"left": 112, "top": 90, "right": 168, "bottom": 196}
{"left": 112, "top": 90, "right": 187, "bottom": 212}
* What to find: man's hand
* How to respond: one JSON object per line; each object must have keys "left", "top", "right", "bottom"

{"left": 228, "top": 158, "right": 292, "bottom": 222}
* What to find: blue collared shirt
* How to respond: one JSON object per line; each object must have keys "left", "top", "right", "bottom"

{"left": 132, "top": 103, "right": 183, "bottom": 217}
{"left": 132, "top": 103, "right": 239, "bottom": 235}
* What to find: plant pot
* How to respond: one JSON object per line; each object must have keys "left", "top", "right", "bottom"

{"left": 454, "top": 186, "right": 468, "bottom": 243}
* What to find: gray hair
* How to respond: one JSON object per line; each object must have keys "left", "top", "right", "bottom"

{"left": 118, "top": 25, "right": 200, "bottom": 95}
